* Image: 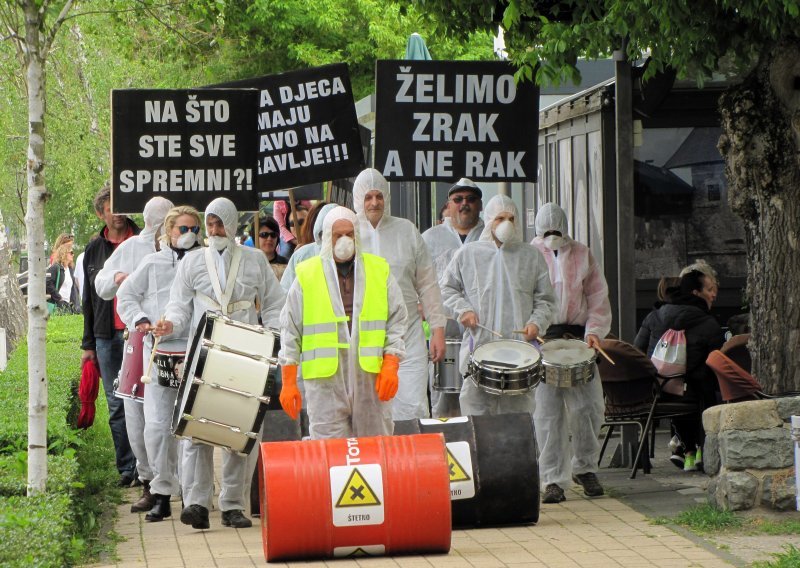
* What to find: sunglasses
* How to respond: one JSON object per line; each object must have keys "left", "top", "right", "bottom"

{"left": 288, "top": 219, "right": 305, "bottom": 228}
{"left": 177, "top": 225, "right": 200, "bottom": 234}
{"left": 259, "top": 231, "right": 278, "bottom": 239}
{"left": 451, "top": 195, "right": 479, "bottom": 204}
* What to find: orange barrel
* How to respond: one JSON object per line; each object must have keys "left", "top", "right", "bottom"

{"left": 395, "top": 413, "right": 540, "bottom": 527}
{"left": 260, "top": 434, "right": 452, "bottom": 562}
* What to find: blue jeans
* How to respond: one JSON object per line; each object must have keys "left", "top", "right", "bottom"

{"left": 96, "top": 331, "right": 136, "bottom": 475}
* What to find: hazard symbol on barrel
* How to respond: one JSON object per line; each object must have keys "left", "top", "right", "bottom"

{"left": 446, "top": 441, "right": 475, "bottom": 500}
{"left": 330, "top": 464, "right": 385, "bottom": 526}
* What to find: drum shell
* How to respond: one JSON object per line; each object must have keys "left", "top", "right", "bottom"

{"left": 114, "top": 329, "right": 146, "bottom": 403}
{"left": 468, "top": 339, "right": 542, "bottom": 395}
{"left": 540, "top": 340, "right": 597, "bottom": 388}
{"left": 433, "top": 340, "right": 463, "bottom": 393}
{"left": 394, "top": 413, "right": 539, "bottom": 527}
{"left": 260, "top": 434, "right": 451, "bottom": 561}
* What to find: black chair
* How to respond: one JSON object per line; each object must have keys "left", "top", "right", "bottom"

{"left": 597, "top": 339, "right": 704, "bottom": 479}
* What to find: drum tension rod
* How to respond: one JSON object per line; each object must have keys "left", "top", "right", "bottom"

{"left": 204, "top": 380, "right": 269, "bottom": 402}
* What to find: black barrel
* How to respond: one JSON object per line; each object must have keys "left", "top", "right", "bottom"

{"left": 394, "top": 413, "right": 539, "bottom": 527}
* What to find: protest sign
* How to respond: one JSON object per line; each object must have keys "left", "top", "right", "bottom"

{"left": 111, "top": 89, "right": 259, "bottom": 213}
{"left": 374, "top": 60, "right": 539, "bottom": 182}
{"left": 214, "top": 64, "right": 364, "bottom": 192}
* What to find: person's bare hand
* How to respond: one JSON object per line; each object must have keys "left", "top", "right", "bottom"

{"left": 114, "top": 272, "right": 128, "bottom": 286}
{"left": 428, "top": 327, "right": 445, "bottom": 363}
{"left": 136, "top": 321, "right": 153, "bottom": 333}
{"left": 523, "top": 324, "right": 540, "bottom": 342}
{"left": 460, "top": 311, "right": 478, "bottom": 329}
{"left": 585, "top": 334, "right": 601, "bottom": 349}
{"left": 152, "top": 320, "right": 173, "bottom": 337}
{"left": 81, "top": 350, "right": 96, "bottom": 365}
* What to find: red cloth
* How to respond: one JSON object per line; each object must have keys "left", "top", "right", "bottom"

{"left": 77, "top": 358, "right": 101, "bottom": 429}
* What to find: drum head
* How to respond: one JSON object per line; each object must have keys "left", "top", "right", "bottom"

{"left": 540, "top": 339, "right": 595, "bottom": 365}
{"left": 472, "top": 339, "right": 540, "bottom": 370}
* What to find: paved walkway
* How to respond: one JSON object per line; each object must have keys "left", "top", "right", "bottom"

{"left": 84, "top": 427, "right": 800, "bottom": 567}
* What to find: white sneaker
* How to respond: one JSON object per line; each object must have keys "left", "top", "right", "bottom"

{"left": 668, "top": 435, "right": 684, "bottom": 453}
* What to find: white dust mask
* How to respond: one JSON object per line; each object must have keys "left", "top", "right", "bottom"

{"left": 494, "top": 220, "right": 515, "bottom": 243}
{"left": 175, "top": 231, "right": 197, "bottom": 250}
{"left": 208, "top": 235, "right": 229, "bottom": 251}
{"left": 334, "top": 236, "right": 355, "bottom": 260}
{"left": 544, "top": 235, "right": 565, "bottom": 250}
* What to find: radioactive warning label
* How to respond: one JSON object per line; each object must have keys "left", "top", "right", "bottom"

{"left": 333, "top": 544, "right": 386, "bottom": 558}
{"left": 446, "top": 441, "right": 475, "bottom": 500}
{"left": 330, "top": 463, "right": 384, "bottom": 526}
{"left": 420, "top": 416, "right": 468, "bottom": 425}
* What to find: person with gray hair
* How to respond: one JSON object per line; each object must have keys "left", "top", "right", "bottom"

{"left": 353, "top": 168, "right": 447, "bottom": 421}
{"left": 155, "top": 197, "right": 285, "bottom": 530}
{"left": 278, "top": 206, "right": 407, "bottom": 438}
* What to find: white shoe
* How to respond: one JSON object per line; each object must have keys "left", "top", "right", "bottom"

{"left": 668, "top": 435, "right": 684, "bottom": 453}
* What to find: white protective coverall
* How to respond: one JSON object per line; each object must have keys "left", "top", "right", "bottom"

{"left": 117, "top": 244, "right": 195, "bottom": 497}
{"left": 353, "top": 168, "right": 446, "bottom": 420}
{"left": 280, "top": 206, "right": 407, "bottom": 438}
{"left": 95, "top": 195, "right": 173, "bottom": 483}
{"left": 422, "top": 217, "right": 484, "bottom": 417}
{"left": 165, "top": 198, "right": 285, "bottom": 513}
{"left": 440, "top": 195, "right": 556, "bottom": 416}
{"left": 280, "top": 202, "right": 338, "bottom": 293}
{"left": 531, "top": 202, "right": 611, "bottom": 488}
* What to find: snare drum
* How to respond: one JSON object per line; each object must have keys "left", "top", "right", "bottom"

{"left": 114, "top": 329, "right": 146, "bottom": 403}
{"left": 433, "top": 340, "right": 463, "bottom": 393}
{"left": 172, "top": 312, "right": 279, "bottom": 454}
{"left": 540, "top": 339, "right": 597, "bottom": 387}
{"left": 153, "top": 348, "right": 185, "bottom": 389}
{"left": 467, "top": 339, "right": 542, "bottom": 395}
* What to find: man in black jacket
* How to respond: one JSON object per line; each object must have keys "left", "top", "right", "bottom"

{"left": 81, "top": 185, "right": 140, "bottom": 486}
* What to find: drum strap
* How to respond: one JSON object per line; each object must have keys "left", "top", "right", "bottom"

{"left": 204, "top": 246, "right": 243, "bottom": 314}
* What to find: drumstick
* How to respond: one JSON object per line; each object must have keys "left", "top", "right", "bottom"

{"left": 141, "top": 315, "right": 165, "bottom": 384}
{"left": 475, "top": 322, "right": 503, "bottom": 338}
{"left": 595, "top": 344, "right": 615, "bottom": 366}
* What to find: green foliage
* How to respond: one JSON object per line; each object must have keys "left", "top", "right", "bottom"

{"left": 419, "top": 0, "right": 800, "bottom": 87}
{"left": 747, "top": 518, "right": 800, "bottom": 536}
{"left": 752, "top": 545, "right": 800, "bottom": 568}
{"left": 0, "top": 314, "right": 119, "bottom": 566}
{"left": 653, "top": 503, "right": 743, "bottom": 533}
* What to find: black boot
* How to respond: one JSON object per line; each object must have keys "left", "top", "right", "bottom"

{"left": 145, "top": 494, "right": 172, "bottom": 522}
{"left": 130, "top": 480, "right": 155, "bottom": 513}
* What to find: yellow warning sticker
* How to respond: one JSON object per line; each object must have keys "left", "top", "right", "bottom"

{"left": 332, "top": 544, "right": 386, "bottom": 558}
{"left": 330, "top": 464, "right": 384, "bottom": 527}
{"left": 420, "top": 416, "right": 468, "bottom": 426}
{"left": 447, "top": 448, "right": 471, "bottom": 482}
{"left": 335, "top": 468, "right": 382, "bottom": 507}
{"left": 446, "top": 441, "right": 475, "bottom": 500}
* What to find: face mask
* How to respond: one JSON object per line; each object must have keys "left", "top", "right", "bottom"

{"left": 334, "top": 236, "right": 355, "bottom": 260}
{"left": 208, "top": 235, "right": 229, "bottom": 251}
{"left": 175, "top": 231, "right": 197, "bottom": 250}
{"left": 494, "top": 220, "right": 515, "bottom": 243}
{"left": 544, "top": 235, "right": 565, "bottom": 250}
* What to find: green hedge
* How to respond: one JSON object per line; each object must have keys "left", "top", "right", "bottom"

{"left": 0, "top": 315, "right": 112, "bottom": 567}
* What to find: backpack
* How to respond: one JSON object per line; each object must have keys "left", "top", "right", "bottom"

{"left": 651, "top": 328, "right": 687, "bottom": 396}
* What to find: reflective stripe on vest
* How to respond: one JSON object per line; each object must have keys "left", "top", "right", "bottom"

{"left": 296, "top": 254, "right": 389, "bottom": 379}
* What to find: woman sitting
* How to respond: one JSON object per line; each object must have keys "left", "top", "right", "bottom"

{"left": 634, "top": 270, "right": 724, "bottom": 471}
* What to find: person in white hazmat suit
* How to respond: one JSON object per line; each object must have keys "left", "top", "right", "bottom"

{"left": 353, "top": 168, "right": 446, "bottom": 420}
{"left": 280, "top": 202, "right": 338, "bottom": 292}
{"left": 530, "top": 203, "right": 611, "bottom": 503}
{"left": 117, "top": 205, "right": 202, "bottom": 522}
{"left": 154, "top": 197, "right": 285, "bottom": 530}
{"left": 421, "top": 178, "right": 484, "bottom": 417}
{"left": 440, "top": 195, "right": 556, "bottom": 415}
{"left": 279, "top": 207, "right": 407, "bottom": 437}
{"left": 95, "top": 195, "right": 173, "bottom": 512}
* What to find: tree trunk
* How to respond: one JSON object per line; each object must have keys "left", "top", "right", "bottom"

{"left": 0, "top": 210, "right": 27, "bottom": 354}
{"left": 24, "top": 0, "right": 49, "bottom": 496}
{"left": 718, "top": 39, "right": 800, "bottom": 394}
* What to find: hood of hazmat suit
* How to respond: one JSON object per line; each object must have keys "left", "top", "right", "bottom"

{"left": 479, "top": 195, "right": 523, "bottom": 245}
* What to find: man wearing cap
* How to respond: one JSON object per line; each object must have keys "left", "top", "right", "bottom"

{"left": 353, "top": 168, "right": 447, "bottom": 421}
{"left": 422, "top": 178, "right": 484, "bottom": 417}
{"left": 154, "top": 197, "right": 285, "bottom": 531}
{"left": 278, "top": 206, "right": 408, "bottom": 438}
{"left": 93, "top": 193, "right": 173, "bottom": 512}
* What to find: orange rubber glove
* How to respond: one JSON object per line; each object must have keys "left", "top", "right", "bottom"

{"left": 375, "top": 354, "right": 400, "bottom": 402}
{"left": 279, "top": 365, "right": 302, "bottom": 421}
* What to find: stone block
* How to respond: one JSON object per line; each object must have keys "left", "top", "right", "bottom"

{"left": 775, "top": 396, "right": 800, "bottom": 422}
{"left": 719, "top": 428, "right": 793, "bottom": 470}
{"left": 703, "top": 405, "right": 722, "bottom": 434}
{"left": 762, "top": 471, "right": 797, "bottom": 511}
{"left": 702, "top": 434, "right": 720, "bottom": 476}
{"left": 718, "top": 471, "right": 758, "bottom": 511}
{"left": 707, "top": 477, "right": 721, "bottom": 508}
{"left": 719, "top": 399, "right": 781, "bottom": 431}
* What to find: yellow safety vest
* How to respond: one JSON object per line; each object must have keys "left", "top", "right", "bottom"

{"left": 296, "top": 253, "right": 389, "bottom": 379}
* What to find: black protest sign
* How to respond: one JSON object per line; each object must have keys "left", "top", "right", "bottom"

{"left": 111, "top": 89, "right": 259, "bottom": 213}
{"left": 213, "top": 64, "right": 364, "bottom": 192}
{"left": 375, "top": 60, "right": 540, "bottom": 182}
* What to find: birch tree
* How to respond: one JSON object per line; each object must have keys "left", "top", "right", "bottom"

{"left": 0, "top": 0, "right": 75, "bottom": 494}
